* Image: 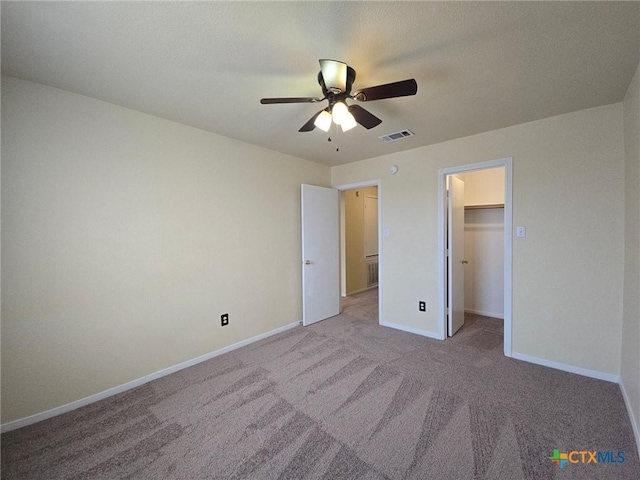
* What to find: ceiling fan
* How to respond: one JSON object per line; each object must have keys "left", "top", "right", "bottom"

{"left": 260, "top": 59, "right": 417, "bottom": 133}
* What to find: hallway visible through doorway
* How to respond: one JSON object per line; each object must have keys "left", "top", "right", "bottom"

{"left": 341, "top": 288, "right": 378, "bottom": 322}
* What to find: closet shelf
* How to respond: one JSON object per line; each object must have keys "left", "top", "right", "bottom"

{"left": 464, "top": 203, "right": 504, "bottom": 210}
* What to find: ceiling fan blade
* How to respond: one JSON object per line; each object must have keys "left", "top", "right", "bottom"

{"left": 353, "top": 79, "right": 417, "bottom": 101}
{"left": 261, "top": 97, "right": 321, "bottom": 104}
{"left": 319, "top": 59, "right": 348, "bottom": 93}
{"left": 298, "top": 110, "right": 324, "bottom": 132}
{"left": 348, "top": 105, "right": 382, "bottom": 129}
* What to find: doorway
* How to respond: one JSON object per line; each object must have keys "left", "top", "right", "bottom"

{"left": 337, "top": 180, "right": 383, "bottom": 325}
{"left": 438, "top": 158, "right": 513, "bottom": 356}
{"left": 343, "top": 186, "right": 378, "bottom": 295}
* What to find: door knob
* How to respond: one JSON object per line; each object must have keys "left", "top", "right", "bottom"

{"left": 461, "top": 260, "right": 469, "bottom": 265}
{"left": 305, "top": 260, "right": 312, "bottom": 265}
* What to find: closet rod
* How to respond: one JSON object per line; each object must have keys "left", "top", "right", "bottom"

{"left": 464, "top": 203, "right": 504, "bottom": 210}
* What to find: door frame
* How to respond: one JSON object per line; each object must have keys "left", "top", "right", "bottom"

{"left": 437, "top": 157, "right": 513, "bottom": 356}
{"left": 336, "top": 179, "right": 383, "bottom": 326}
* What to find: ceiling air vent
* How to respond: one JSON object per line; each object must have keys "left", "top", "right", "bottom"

{"left": 379, "top": 129, "right": 415, "bottom": 144}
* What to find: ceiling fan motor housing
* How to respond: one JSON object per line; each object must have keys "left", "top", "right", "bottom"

{"left": 318, "top": 66, "right": 356, "bottom": 99}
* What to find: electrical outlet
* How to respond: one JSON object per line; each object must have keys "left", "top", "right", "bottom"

{"left": 419, "top": 301, "right": 426, "bottom": 312}
{"left": 221, "top": 313, "right": 229, "bottom": 326}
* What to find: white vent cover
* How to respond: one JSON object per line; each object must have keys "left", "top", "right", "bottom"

{"left": 379, "top": 129, "right": 414, "bottom": 143}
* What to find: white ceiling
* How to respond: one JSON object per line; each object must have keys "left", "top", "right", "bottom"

{"left": 2, "top": 1, "right": 639, "bottom": 167}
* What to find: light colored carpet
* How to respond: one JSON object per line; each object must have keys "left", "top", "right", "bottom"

{"left": 2, "top": 290, "right": 638, "bottom": 479}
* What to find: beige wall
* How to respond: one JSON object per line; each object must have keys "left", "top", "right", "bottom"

{"left": 464, "top": 208, "right": 504, "bottom": 318}
{"left": 344, "top": 186, "right": 378, "bottom": 295}
{"left": 332, "top": 103, "right": 625, "bottom": 376}
{"left": 622, "top": 62, "right": 640, "bottom": 444}
{"left": 1, "top": 77, "right": 330, "bottom": 423}
{"left": 2, "top": 71, "right": 636, "bottom": 429}
{"left": 459, "top": 167, "right": 505, "bottom": 206}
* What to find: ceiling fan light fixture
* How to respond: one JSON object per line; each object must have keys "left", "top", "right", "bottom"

{"left": 314, "top": 110, "right": 332, "bottom": 132}
{"left": 331, "top": 101, "right": 349, "bottom": 125}
{"left": 340, "top": 112, "right": 357, "bottom": 132}
{"left": 319, "top": 59, "right": 348, "bottom": 93}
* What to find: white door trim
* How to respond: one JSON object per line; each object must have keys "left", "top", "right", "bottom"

{"left": 335, "top": 180, "right": 383, "bottom": 326}
{"left": 437, "top": 158, "right": 513, "bottom": 356}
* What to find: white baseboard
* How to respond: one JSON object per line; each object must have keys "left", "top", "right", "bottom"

{"left": 511, "top": 351, "right": 620, "bottom": 383}
{"left": 1, "top": 320, "right": 302, "bottom": 433}
{"left": 619, "top": 379, "right": 640, "bottom": 458}
{"left": 465, "top": 308, "right": 504, "bottom": 319}
{"left": 381, "top": 321, "right": 443, "bottom": 340}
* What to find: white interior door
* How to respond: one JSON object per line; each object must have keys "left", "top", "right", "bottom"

{"left": 447, "top": 175, "right": 465, "bottom": 336}
{"left": 301, "top": 184, "right": 340, "bottom": 326}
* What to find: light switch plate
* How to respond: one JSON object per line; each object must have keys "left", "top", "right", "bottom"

{"left": 516, "top": 226, "right": 526, "bottom": 238}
